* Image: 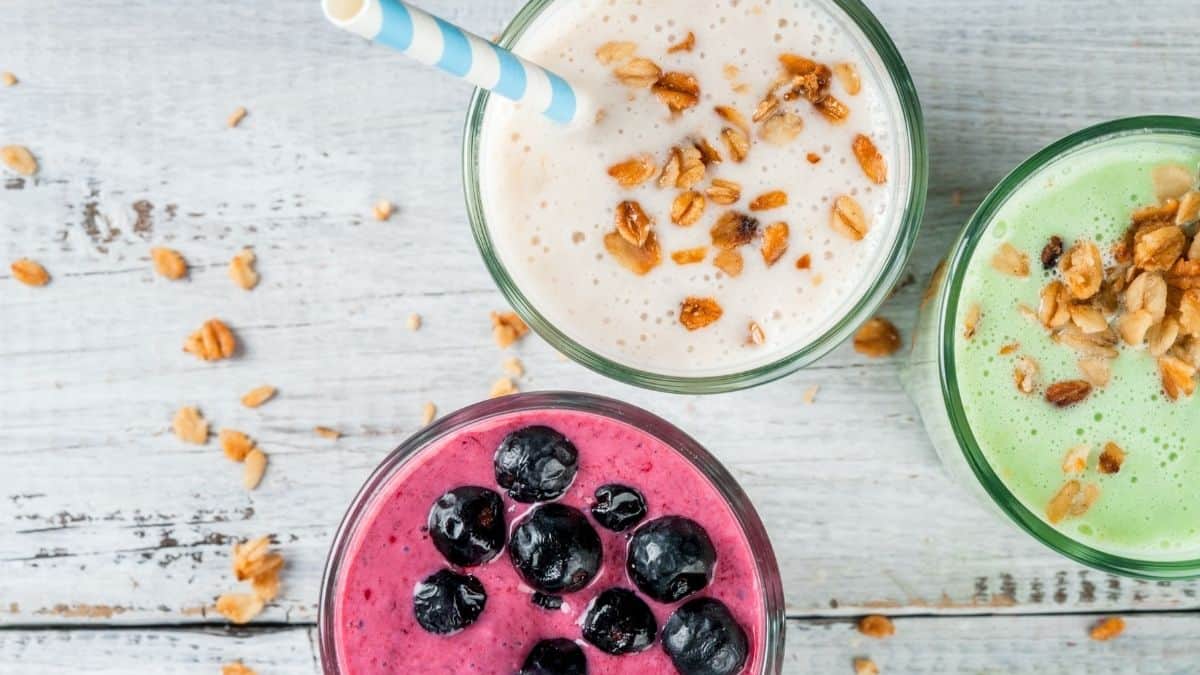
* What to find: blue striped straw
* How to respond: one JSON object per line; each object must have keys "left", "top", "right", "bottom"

{"left": 322, "top": 0, "right": 580, "bottom": 124}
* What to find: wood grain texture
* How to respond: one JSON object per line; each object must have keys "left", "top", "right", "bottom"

{"left": 2, "top": 0, "right": 1200, "bottom": 665}
{"left": 3, "top": 615, "right": 1198, "bottom": 674}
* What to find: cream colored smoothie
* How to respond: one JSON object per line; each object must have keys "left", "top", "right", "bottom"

{"left": 950, "top": 132, "right": 1200, "bottom": 560}
{"left": 476, "top": 0, "right": 916, "bottom": 378}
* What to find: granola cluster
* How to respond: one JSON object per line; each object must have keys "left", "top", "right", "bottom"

{"left": 978, "top": 162, "right": 1200, "bottom": 524}
{"left": 994, "top": 163, "right": 1200, "bottom": 404}
{"left": 594, "top": 36, "right": 886, "bottom": 339}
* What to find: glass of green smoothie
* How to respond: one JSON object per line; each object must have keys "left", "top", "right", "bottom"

{"left": 906, "top": 116, "right": 1200, "bottom": 578}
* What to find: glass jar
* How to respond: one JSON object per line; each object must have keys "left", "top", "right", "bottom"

{"left": 463, "top": 0, "right": 928, "bottom": 393}
{"left": 318, "top": 391, "right": 786, "bottom": 673}
{"left": 905, "top": 116, "right": 1200, "bottom": 579}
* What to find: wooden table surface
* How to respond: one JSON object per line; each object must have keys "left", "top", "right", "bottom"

{"left": 3, "top": 0, "right": 1199, "bottom": 672}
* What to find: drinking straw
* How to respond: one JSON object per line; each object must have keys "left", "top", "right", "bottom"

{"left": 322, "top": 0, "right": 580, "bottom": 124}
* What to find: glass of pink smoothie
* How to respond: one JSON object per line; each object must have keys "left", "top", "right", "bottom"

{"left": 318, "top": 392, "right": 785, "bottom": 674}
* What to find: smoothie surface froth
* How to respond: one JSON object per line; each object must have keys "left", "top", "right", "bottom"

{"left": 478, "top": 0, "right": 909, "bottom": 377}
{"left": 953, "top": 132, "right": 1200, "bottom": 560}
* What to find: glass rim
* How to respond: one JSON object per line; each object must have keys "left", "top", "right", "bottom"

{"left": 461, "top": 0, "right": 929, "bottom": 394}
{"left": 316, "top": 391, "right": 787, "bottom": 674}
{"left": 937, "top": 115, "right": 1200, "bottom": 579}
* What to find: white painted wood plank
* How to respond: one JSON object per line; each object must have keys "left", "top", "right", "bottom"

{"left": 1, "top": 0, "right": 1199, "bottom": 633}
{"left": 2, "top": 614, "right": 1198, "bottom": 674}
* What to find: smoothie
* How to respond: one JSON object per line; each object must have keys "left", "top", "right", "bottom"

{"left": 330, "top": 406, "right": 769, "bottom": 674}
{"left": 951, "top": 132, "right": 1200, "bottom": 560}
{"left": 476, "top": 0, "right": 915, "bottom": 378}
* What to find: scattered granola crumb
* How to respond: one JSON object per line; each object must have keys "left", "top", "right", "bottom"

{"left": 243, "top": 448, "right": 268, "bottom": 490}
{"left": 671, "top": 247, "right": 708, "bottom": 265}
{"left": 1061, "top": 444, "right": 1089, "bottom": 474}
{"left": 614, "top": 58, "right": 661, "bottom": 88}
{"left": 1099, "top": 442, "right": 1126, "bottom": 475}
{"left": 714, "top": 105, "right": 750, "bottom": 135}
{"left": 373, "top": 199, "right": 395, "bottom": 221}
{"left": 172, "top": 406, "right": 209, "bottom": 444}
{"left": 10, "top": 258, "right": 49, "bottom": 286}
{"left": 150, "top": 247, "right": 188, "bottom": 280}
{"left": 220, "top": 429, "right": 255, "bottom": 462}
{"left": 240, "top": 385, "right": 277, "bottom": 409}
{"left": 215, "top": 593, "right": 264, "bottom": 625}
{"left": 802, "top": 385, "right": 819, "bottom": 404}
{"left": 183, "top": 319, "right": 237, "bottom": 361}
{"left": 1089, "top": 617, "right": 1126, "bottom": 642}
{"left": 962, "top": 303, "right": 982, "bottom": 340}
{"left": 991, "top": 242, "right": 1030, "bottom": 277}
{"left": 595, "top": 41, "right": 637, "bottom": 65}
{"left": 759, "top": 112, "right": 804, "bottom": 146}
{"left": 1078, "top": 358, "right": 1112, "bottom": 388}
{"left": 1, "top": 145, "right": 38, "bottom": 176}
{"left": 503, "top": 356, "right": 525, "bottom": 377}
{"left": 806, "top": 152, "right": 821, "bottom": 164}
{"left": 1013, "top": 356, "right": 1039, "bottom": 394}
{"left": 851, "top": 134, "right": 887, "bottom": 184}
{"left": 834, "top": 63, "right": 862, "bottom": 96}
{"left": 608, "top": 155, "right": 658, "bottom": 188}
{"left": 853, "top": 658, "right": 879, "bottom": 675}
{"left": 749, "top": 190, "right": 788, "bottom": 211}
{"left": 853, "top": 318, "right": 902, "bottom": 358}
{"left": 747, "top": 321, "right": 766, "bottom": 346}
{"left": 761, "top": 222, "right": 789, "bottom": 266}
{"left": 1, "top": 72, "right": 16, "bottom": 87}
{"left": 222, "top": 663, "right": 257, "bottom": 675}
{"left": 231, "top": 536, "right": 284, "bottom": 600}
{"left": 605, "top": 229, "right": 662, "bottom": 275}
{"left": 857, "top": 615, "right": 895, "bottom": 639}
{"left": 653, "top": 72, "right": 701, "bottom": 113}
{"left": 720, "top": 125, "right": 750, "bottom": 162}
{"left": 830, "top": 195, "right": 868, "bottom": 241}
{"left": 227, "top": 106, "right": 248, "bottom": 128}
{"left": 706, "top": 178, "right": 742, "bottom": 205}
{"left": 679, "top": 297, "right": 723, "bottom": 330}
{"left": 667, "top": 31, "right": 695, "bottom": 53}
{"left": 229, "top": 248, "right": 259, "bottom": 290}
{"left": 314, "top": 426, "right": 341, "bottom": 440}
{"left": 492, "top": 311, "right": 530, "bottom": 348}
{"left": 1045, "top": 380, "right": 1092, "bottom": 407}
{"left": 795, "top": 253, "right": 812, "bottom": 270}
{"left": 713, "top": 249, "right": 744, "bottom": 277}
{"left": 421, "top": 402, "right": 437, "bottom": 426}
{"left": 999, "top": 342, "right": 1020, "bottom": 355}
{"left": 671, "top": 191, "right": 706, "bottom": 226}
{"left": 490, "top": 377, "right": 519, "bottom": 398}
{"left": 407, "top": 313, "right": 422, "bottom": 331}
{"left": 1046, "top": 480, "right": 1100, "bottom": 523}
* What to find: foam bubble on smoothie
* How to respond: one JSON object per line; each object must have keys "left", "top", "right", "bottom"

{"left": 479, "top": 0, "right": 908, "bottom": 376}
{"left": 954, "top": 134, "right": 1200, "bottom": 559}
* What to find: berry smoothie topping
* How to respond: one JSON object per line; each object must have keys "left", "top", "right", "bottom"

{"left": 520, "top": 638, "right": 588, "bottom": 675}
{"left": 591, "top": 484, "right": 648, "bottom": 532}
{"left": 413, "top": 569, "right": 487, "bottom": 635}
{"left": 510, "top": 504, "right": 603, "bottom": 594}
{"left": 662, "top": 598, "right": 749, "bottom": 675}
{"left": 494, "top": 426, "right": 580, "bottom": 503}
{"left": 628, "top": 516, "right": 716, "bottom": 603}
{"left": 335, "top": 407, "right": 764, "bottom": 673}
{"left": 427, "top": 486, "right": 507, "bottom": 567}
{"left": 581, "top": 588, "right": 658, "bottom": 655}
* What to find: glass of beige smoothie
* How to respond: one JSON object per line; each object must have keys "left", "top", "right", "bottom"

{"left": 465, "top": 0, "right": 927, "bottom": 393}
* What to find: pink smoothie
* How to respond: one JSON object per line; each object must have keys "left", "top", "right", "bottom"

{"left": 331, "top": 408, "right": 766, "bottom": 674}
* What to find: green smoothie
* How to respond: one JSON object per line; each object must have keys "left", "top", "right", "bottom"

{"left": 953, "top": 133, "right": 1200, "bottom": 560}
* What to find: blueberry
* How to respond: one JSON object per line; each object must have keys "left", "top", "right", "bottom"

{"left": 627, "top": 516, "right": 716, "bottom": 603}
{"left": 531, "top": 591, "right": 563, "bottom": 611}
{"left": 412, "top": 568, "right": 487, "bottom": 635}
{"left": 661, "top": 598, "right": 748, "bottom": 675}
{"left": 509, "top": 503, "right": 602, "bottom": 594}
{"left": 519, "top": 638, "right": 588, "bottom": 675}
{"left": 590, "top": 484, "right": 647, "bottom": 532}
{"left": 494, "top": 426, "right": 579, "bottom": 503}
{"left": 581, "top": 588, "right": 657, "bottom": 655}
{"left": 427, "top": 486, "right": 506, "bottom": 567}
